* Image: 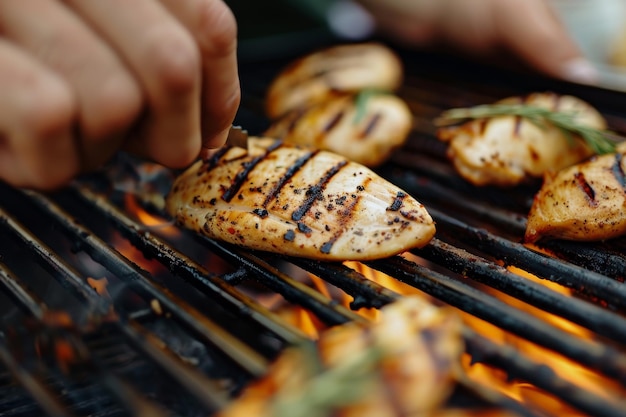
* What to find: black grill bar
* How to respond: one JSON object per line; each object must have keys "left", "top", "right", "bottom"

{"left": 21, "top": 188, "right": 269, "bottom": 379}
{"left": 69, "top": 183, "right": 363, "bottom": 328}
{"left": 462, "top": 329, "right": 626, "bottom": 417}
{"left": 0, "top": 193, "right": 240, "bottom": 412}
{"left": 368, "top": 255, "right": 626, "bottom": 384}
{"left": 416, "top": 238, "right": 626, "bottom": 344}
{"left": 287, "top": 255, "right": 626, "bottom": 417}
{"left": 68, "top": 176, "right": 626, "bottom": 415}
{"left": 0, "top": 263, "right": 169, "bottom": 417}
{"left": 70, "top": 185, "right": 308, "bottom": 346}
{"left": 428, "top": 207, "right": 626, "bottom": 310}
{"left": 370, "top": 163, "right": 626, "bottom": 312}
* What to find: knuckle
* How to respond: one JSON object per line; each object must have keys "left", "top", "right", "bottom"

{"left": 85, "top": 75, "right": 143, "bottom": 139}
{"left": 19, "top": 78, "right": 75, "bottom": 140}
{"left": 146, "top": 28, "right": 201, "bottom": 96}
{"left": 195, "top": 0, "right": 238, "bottom": 55}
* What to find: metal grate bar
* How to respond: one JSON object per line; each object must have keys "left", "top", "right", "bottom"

{"left": 21, "top": 189, "right": 269, "bottom": 379}
{"left": 0, "top": 195, "right": 236, "bottom": 411}
{"left": 0, "top": 263, "right": 169, "bottom": 417}
{"left": 72, "top": 184, "right": 308, "bottom": 346}
{"left": 415, "top": 238, "right": 626, "bottom": 344}
{"left": 427, "top": 207, "right": 626, "bottom": 310}
{"left": 368, "top": 255, "right": 626, "bottom": 384}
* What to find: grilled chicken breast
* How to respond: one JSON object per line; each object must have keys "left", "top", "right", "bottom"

{"left": 264, "top": 92, "right": 412, "bottom": 167}
{"left": 266, "top": 43, "right": 403, "bottom": 119}
{"left": 166, "top": 137, "right": 435, "bottom": 261}
{"left": 437, "top": 92, "right": 606, "bottom": 186}
{"left": 525, "top": 147, "right": 626, "bottom": 242}
{"left": 217, "top": 296, "right": 464, "bottom": 417}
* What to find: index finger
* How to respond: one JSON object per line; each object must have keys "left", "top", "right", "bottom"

{"left": 161, "top": 0, "right": 241, "bottom": 149}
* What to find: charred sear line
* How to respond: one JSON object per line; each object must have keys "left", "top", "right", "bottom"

{"left": 263, "top": 150, "right": 319, "bottom": 207}
{"left": 286, "top": 108, "right": 307, "bottom": 135}
{"left": 292, "top": 161, "right": 348, "bottom": 221}
{"left": 252, "top": 208, "right": 268, "bottom": 218}
{"left": 574, "top": 172, "right": 597, "bottom": 206}
{"left": 222, "top": 141, "right": 283, "bottom": 202}
{"left": 387, "top": 191, "right": 406, "bottom": 211}
{"left": 319, "top": 194, "right": 360, "bottom": 255}
{"left": 361, "top": 113, "right": 382, "bottom": 138}
{"left": 612, "top": 153, "right": 626, "bottom": 189}
{"left": 197, "top": 147, "right": 230, "bottom": 176}
{"left": 478, "top": 119, "right": 489, "bottom": 136}
{"left": 323, "top": 110, "right": 346, "bottom": 133}
{"left": 513, "top": 115, "right": 523, "bottom": 137}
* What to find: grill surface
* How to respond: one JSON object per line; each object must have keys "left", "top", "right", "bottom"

{"left": 2, "top": 42, "right": 626, "bottom": 417}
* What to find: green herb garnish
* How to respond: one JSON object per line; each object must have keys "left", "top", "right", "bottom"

{"left": 353, "top": 89, "right": 389, "bottom": 124}
{"left": 435, "top": 103, "right": 619, "bottom": 155}
{"left": 270, "top": 341, "right": 383, "bottom": 417}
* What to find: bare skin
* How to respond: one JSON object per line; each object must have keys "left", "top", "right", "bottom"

{"left": 0, "top": 0, "right": 240, "bottom": 190}
{"left": 0, "top": 0, "right": 592, "bottom": 190}
{"left": 356, "top": 0, "right": 595, "bottom": 82}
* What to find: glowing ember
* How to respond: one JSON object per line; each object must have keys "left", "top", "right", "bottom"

{"left": 87, "top": 276, "right": 110, "bottom": 298}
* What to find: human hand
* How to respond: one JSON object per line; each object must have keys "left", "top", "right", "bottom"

{"left": 355, "top": 0, "right": 596, "bottom": 83}
{"left": 0, "top": 0, "right": 240, "bottom": 190}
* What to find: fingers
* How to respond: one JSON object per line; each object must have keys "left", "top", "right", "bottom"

{"left": 0, "top": 0, "right": 143, "bottom": 172}
{"left": 492, "top": 0, "right": 597, "bottom": 82}
{"left": 159, "top": 0, "right": 241, "bottom": 149}
{"left": 0, "top": 40, "right": 76, "bottom": 189}
{"left": 65, "top": 0, "right": 204, "bottom": 168}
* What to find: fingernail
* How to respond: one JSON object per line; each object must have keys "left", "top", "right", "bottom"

{"left": 561, "top": 58, "right": 599, "bottom": 84}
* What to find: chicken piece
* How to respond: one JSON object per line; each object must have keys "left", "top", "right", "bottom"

{"left": 525, "top": 146, "right": 626, "bottom": 242}
{"left": 217, "top": 295, "right": 464, "bottom": 417}
{"left": 264, "top": 92, "right": 412, "bottom": 167}
{"left": 437, "top": 92, "right": 607, "bottom": 186}
{"left": 266, "top": 42, "right": 403, "bottom": 119}
{"left": 166, "top": 137, "right": 435, "bottom": 261}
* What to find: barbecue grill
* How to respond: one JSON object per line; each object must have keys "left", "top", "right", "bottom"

{"left": 2, "top": 32, "right": 626, "bottom": 417}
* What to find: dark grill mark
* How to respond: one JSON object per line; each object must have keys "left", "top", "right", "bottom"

{"left": 478, "top": 119, "right": 489, "bottom": 136}
{"left": 292, "top": 161, "right": 348, "bottom": 221}
{"left": 513, "top": 115, "right": 523, "bottom": 137}
{"left": 197, "top": 147, "right": 230, "bottom": 176}
{"left": 284, "top": 229, "right": 296, "bottom": 242}
{"left": 387, "top": 191, "right": 406, "bottom": 211}
{"left": 319, "top": 194, "right": 360, "bottom": 255}
{"left": 361, "top": 113, "right": 382, "bottom": 138}
{"left": 263, "top": 150, "right": 319, "bottom": 207}
{"left": 297, "top": 222, "right": 312, "bottom": 234}
{"left": 222, "top": 141, "right": 283, "bottom": 202}
{"left": 252, "top": 208, "right": 268, "bottom": 218}
{"left": 323, "top": 110, "right": 345, "bottom": 133}
{"left": 286, "top": 108, "right": 307, "bottom": 135}
{"left": 612, "top": 153, "right": 626, "bottom": 189}
{"left": 320, "top": 240, "right": 335, "bottom": 254}
{"left": 574, "top": 172, "right": 597, "bottom": 206}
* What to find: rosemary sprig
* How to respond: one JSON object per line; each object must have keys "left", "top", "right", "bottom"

{"left": 270, "top": 342, "right": 383, "bottom": 417}
{"left": 435, "top": 103, "right": 619, "bottom": 155}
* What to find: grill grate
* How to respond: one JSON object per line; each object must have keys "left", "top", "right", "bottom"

{"left": 1, "top": 45, "right": 626, "bottom": 417}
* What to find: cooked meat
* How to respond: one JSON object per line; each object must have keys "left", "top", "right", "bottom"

{"left": 165, "top": 137, "right": 435, "bottom": 261}
{"left": 525, "top": 145, "right": 626, "bottom": 242}
{"left": 216, "top": 295, "right": 464, "bottom": 417}
{"left": 266, "top": 42, "right": 403, "bottom": 119}
{"left": 437, "top": 92, "right": 607, "bottom": 186}
{"left": 264, "top": 92, "right": 412, "bottom": 167}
